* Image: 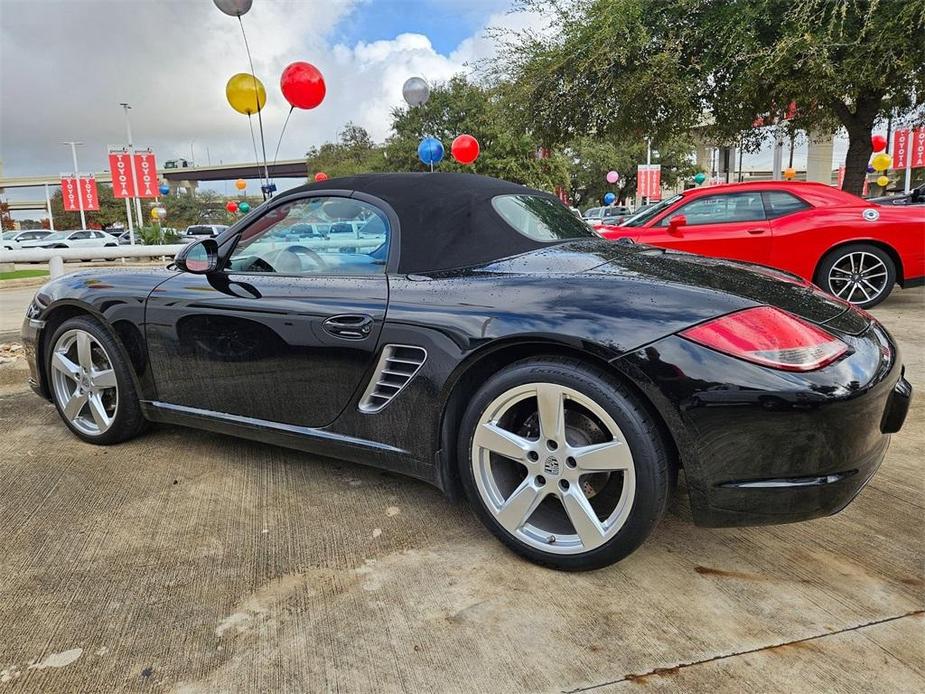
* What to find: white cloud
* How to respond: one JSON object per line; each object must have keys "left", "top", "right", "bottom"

{"left": 0, "top": 0, "right": 539, "bottom": 188}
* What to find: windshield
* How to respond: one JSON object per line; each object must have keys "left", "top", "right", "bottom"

{"left": 621, "top": 194, "right": 683, "bottom": 227}
{"left": 1, "top": 232, "right": 18, "bottom": 240}
{"left": 492, "top": 195, "right": 597, "bottom": 241}
{"left": 42, "top": 232, "right": 67, "bottom": 241}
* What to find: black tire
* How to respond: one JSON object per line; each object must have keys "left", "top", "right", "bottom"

{"left": 816, "top": 243, "right": 896, "bottom": 309}
{"left": 46, "top": 315, "right": 146, "bottom": 445}
{"left": 457, "top": 357, "right": 670, "bottom": 571}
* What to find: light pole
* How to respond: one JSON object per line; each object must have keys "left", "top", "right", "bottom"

{"left": 63, "top": 141, "right": 87, "bottom": 230}
{"left": 120, "top": 102, "right": 143, "bottom": 236}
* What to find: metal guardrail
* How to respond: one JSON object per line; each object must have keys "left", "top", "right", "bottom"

{"left": 0, "top": 238, "right": 384, "bottom": 279}
{"left": 0, "top": 245, "right": 186, "bottom": 279}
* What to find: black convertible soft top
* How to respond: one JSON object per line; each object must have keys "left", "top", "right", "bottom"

{"left": 291, "top": 172, "right": 576, "bottom": 274}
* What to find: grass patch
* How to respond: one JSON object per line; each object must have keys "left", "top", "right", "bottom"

{"left": 0, "top": 269, "right": 49, "bottom": 281}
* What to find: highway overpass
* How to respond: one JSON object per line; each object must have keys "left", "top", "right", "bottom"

{"left": 0, "top": 158, "right": 309, "bottom": 190}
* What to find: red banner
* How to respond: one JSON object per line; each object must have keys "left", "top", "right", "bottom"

{"left": 108, "top": 151, "right": 136, "bottom": 198}
{"left": 892, "top": 128, "right": 925, "bottom": 169}
{"left": 637, "top": 164, "right": 662, "bottom": 201}
{"left": 61, "top": 176, "right": 81, "bottom": 212}
{"left": 912, "top": 128, "right": 925, "bottom": 169}
{"left": 81, "top": 176, "right": 100, "bottom": 211}
{"left": 133, "top": 150, "right": 158, "bottom": 198}
{"left": 61, "top": 176, "right": 100, "bottom": 212}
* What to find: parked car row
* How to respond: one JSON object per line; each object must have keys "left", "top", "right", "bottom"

{"left": 595, "top": 180, "right": 924, "bottom": 308}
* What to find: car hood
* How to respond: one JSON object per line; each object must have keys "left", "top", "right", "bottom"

{"left": 489, "top": 239, "right": 851, "bottom": 325}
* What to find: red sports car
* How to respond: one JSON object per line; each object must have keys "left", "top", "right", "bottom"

{"left": 596, "top": 181, "right": 925, "bottom": 308}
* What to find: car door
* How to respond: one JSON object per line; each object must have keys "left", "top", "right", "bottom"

{"left": 144, "top": 192, "right": 393, "bottom": 429}
{"left": 643, "top": 191, "right": 772, "bottom": 264}
{"left": 68, "top": 231, "right": 93, "bottom": 247}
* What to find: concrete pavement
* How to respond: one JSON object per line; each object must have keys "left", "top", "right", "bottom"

{"left": 0, "top": 288, "right": 922, "bottom": 693}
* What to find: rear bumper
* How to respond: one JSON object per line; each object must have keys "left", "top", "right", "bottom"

{"left": 616, "top": 319, "right": 910, "bottom": 527}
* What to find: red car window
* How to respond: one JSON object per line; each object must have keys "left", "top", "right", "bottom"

{"left": 762, "top": 191, "right": 810, "bottom": 218}
{"left": 661, "top": 192, "right": 766, "bottom": 226}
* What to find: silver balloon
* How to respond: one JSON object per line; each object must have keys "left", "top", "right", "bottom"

{"left": 402, "top": 77, "right": 430, "bottom": 107}
{"left": 213, "top": 0, "right": 253, "bottom": 17}
{"left": 154, "top": 207, "right": 167, "bottom": 219}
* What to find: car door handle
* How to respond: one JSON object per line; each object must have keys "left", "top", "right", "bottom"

{"left": 323, "top": 314, "right": 374, "bottom": 340}
{"left": 746, "top": 228, "right": 766, "bottom": 235}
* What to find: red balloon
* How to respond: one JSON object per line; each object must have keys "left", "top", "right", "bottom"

{"left": 226, "top": 201, "right": 238, "bottom": 213}
{"left": 314, "top": 172, "right": 328, "bottom": 182}
{"left": 871, "top": 134, "right": 887, "bottom": 152}
{"left": 280, "top": 62, "right": 326, "bottom": 110}
{"left": 451, "top": 134, "right": 480, "bottom": 165}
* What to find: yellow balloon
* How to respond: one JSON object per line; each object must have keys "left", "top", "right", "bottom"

{"left": 871, "top": 152, "right": 891, "bottom": 172}
{"left": 150, "top": 208, "right": 159, "bottom": 219}
{"left": 235, "top": 178, "right": 247, "bottom": 190}
{"left": 226, "top": 73, "right": 266, "bottom": 115}
{"left": 877, "top": 175, "right": 890, "bottom": 187}
{"left": 783, "top": 167, "right": 796, "bottom": 180}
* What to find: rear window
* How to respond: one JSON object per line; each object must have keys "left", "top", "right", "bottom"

{"left": 187, "top": 226, "right": 213, "bottom": 236}
{"left": 492, "top": 195, "right": 596, "bottom": 242}
{"left": 763, "top": 191, "right": 810, "bottom": 218}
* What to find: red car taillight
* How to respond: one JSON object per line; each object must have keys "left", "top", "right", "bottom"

{"left": 680, "top": 306, "right": 849, "bottom": 372}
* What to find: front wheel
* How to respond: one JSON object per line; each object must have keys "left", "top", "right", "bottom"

{"left": 458, "top": 358, "right": 670, "bottom": 571}
{"left": 47, "top": 316, "right": 146, "bottom": 444}
{"left": 816, "top": 244, "right": 896, "bottom": 309}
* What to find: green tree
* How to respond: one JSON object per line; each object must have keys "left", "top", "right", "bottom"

{"left": 0, "top": 201, "right": 13, "bottom": 230}
{"left": 496, "top": 0, "right": 925, "bottom": 195}
{"left": 305, "top": 122, "right": 388, "bottom": 178}
{"left": 566, "top": 135, "right": 696, "bottom": 208}
{"left": 164, "top": 189, "right": 230, "bottom": 228}
{"left": 384, "top": 76, "right": 570, "bottom": 191}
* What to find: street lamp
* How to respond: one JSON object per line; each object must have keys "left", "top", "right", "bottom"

{"left": 62, "top": 141, "right": 87, "bottom": 230}
{"left": 120, "top": 102, "right": 143, "bottom": 233}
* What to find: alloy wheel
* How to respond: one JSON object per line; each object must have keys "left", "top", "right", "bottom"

{"left": 827, "top": 251, "right": 889, "bottom": 305}
{"left": 50, "top": 329, "right": 119, "bottom": 436}
{"left": 471, "top": 382, "right": 636, "bottom": 555}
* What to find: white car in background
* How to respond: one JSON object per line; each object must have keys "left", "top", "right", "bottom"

{"left": 20, "top": 229, "right": 120, "bottom": 249}
{"left": 183, "top": 224, "right": 228, "bottom": 242}
{"left": 1, "top": 230, "right": 54, "bottom": 250}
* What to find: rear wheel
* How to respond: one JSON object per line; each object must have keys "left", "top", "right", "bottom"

{"left": 817, "top": 244, "right": 895, "bottom": 309}
{"left": 47, "top": 316, "right": 146, "bottom": 444}
{"left": 458, "top": 358, "right": 670, "bottom": 570}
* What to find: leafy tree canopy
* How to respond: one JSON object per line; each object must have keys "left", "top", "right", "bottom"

{"left": 495, "top": 0, "right": 925, "bottom": 194}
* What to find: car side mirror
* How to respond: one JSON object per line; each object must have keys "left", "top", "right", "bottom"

{"left": 175, "top": 238, "right": 219, "bottom": 274}
{"left": 667, "top": 214, "right": 687, "bottom": 231}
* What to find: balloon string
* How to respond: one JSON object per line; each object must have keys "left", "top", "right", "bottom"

{"left": 272, "top": 106, "right": 294, "bottom": 170}
{"left": 238, "top": 15, "right": 271, "bottom": 194}
{"left": 247, "top": 113, "right": 262, "bottom": 189}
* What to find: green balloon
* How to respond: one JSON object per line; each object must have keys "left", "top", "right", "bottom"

{"left": 693, "top": 172, "right": 706, "bottom": 185}
{"left": 238, "top": 201, "right": 251, "bottom": 213}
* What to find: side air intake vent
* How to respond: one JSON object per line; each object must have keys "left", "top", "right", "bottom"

{"left": 358, "top": 345, "right": 427, "bottom": 413}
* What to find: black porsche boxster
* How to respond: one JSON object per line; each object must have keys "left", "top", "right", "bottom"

{"left": 22, "top": 173, "right": 911, "bottom": 570}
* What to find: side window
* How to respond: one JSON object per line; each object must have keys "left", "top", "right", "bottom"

{"left": 226, "top": 196, "right": 390, "bottom": 276}
{"left": 662, "top": 192, "right": 766, "bottom": 226}
{"left": 71, "top": 231, "right": 91, "bottom": 240}
{"left": 763, "top": 191, "right": 809, "bottom": 218}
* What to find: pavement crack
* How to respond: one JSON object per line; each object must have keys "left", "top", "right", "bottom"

{"left": 562, "top": 610, "right": 925, "bottom": 693}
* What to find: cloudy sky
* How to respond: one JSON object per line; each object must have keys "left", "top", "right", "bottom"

{"left": 0, "top": 0, "right": 533, "bottom": 183}
{"left": 1, "top": 0, "right": 857, "bottom": 216}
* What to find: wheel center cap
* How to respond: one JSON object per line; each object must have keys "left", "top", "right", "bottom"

{"left": 543, "top": 455, "right": 560, "bottom": 476}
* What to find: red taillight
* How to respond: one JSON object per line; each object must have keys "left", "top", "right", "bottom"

{"left": 680, "top": 306, "right": 849, "bottom": 372}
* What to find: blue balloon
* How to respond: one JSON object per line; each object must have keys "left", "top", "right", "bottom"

{"left": 603, "top": 192, "right": 616, "bottom": 205}
{"left": 866, "top": 165, "right": 875, "bottom": 174}
{"left": 158, "top": 184, "right": 170, "bottom": 195}
{"left": 418, "top": 137, "right": 444, "bottom": 166}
